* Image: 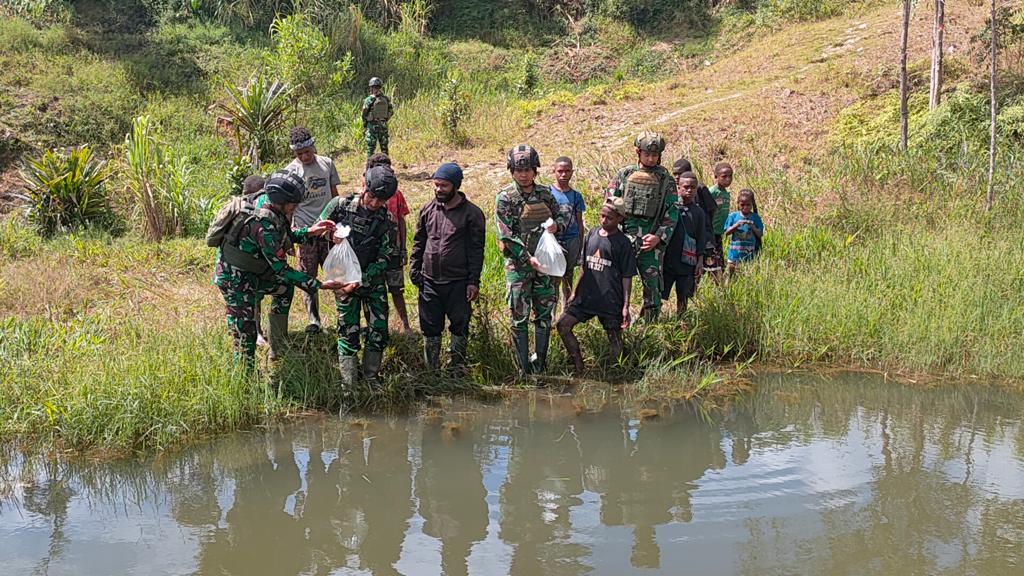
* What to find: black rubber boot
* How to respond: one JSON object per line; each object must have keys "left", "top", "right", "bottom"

{"left": 423, "top": 336, "right": 442, "bottom": 371}
{"left": 304, "top": 291, "right": 321, "bottom": 334}
{"left": 512, "top": 331, "right": 531, "bottom": 378}
{"left": 266, "top": 313, "right": 290, "bottom": 361}
{"left": 339, "top": 355, "right": 358, "bottom": 391}
{"left": 531, "top": 325, "right": 551, "bottom": 375}
{"left": 362, "top": 349, "right": 384, "bottom": 389}
{"left": 449, "top": 335, "right": 468, "bottom": 378}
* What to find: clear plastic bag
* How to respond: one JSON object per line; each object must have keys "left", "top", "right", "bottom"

{"left": 323, "top": 225, "right": 362, "bottom": 285}
{"left": 535, "top": 218, "right": 567, "bottom": 277}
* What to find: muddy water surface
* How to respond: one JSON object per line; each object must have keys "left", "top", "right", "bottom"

{"left": 3, "top": 373, "right": 1024, "bottom": 575}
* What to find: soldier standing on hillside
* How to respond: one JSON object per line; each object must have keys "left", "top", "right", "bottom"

{"left": 495, "top": 144, "right": 566, "bottom": 377}
{"left": 361, "top": 77, "right": 393, "bottom": 158}
{"left": 212, "top": 172, "right": 341, "bottom": 365}
{"left": 319, "top": 166, "right": 397, "bottom": 389}
{"left": 607, "top": 132, "right": 678, "bottom": 322}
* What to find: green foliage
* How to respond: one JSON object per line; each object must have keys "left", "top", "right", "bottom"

{"left": 18, "top": 147, "right": 112, "bottom": 237}
{"left": 0, "top": 0, "right": 72, "bottom": 23}
{"left": 215, "top": 73, "right": 294, "bottom": 168}
{"left": 513, "top": 52, "right": 541, "bottom": 96}
{"left": 269, "top": 12, "right": 354, "bottom": 99}
{"left": 122, "top": 116, "right": 211, "bottom": 239}
{"left": 438, "top": 74, "right": 469, "bottom": 144}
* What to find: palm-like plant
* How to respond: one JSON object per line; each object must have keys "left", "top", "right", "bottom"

{"left": 19, "top": 147, "right": 110, "bottom": 237}
{"left": 216, "top": 73, "right": 293, "bottom": 169}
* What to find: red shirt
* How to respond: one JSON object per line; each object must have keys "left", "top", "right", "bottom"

{"left": 387, "top": 189, "right": 410, "bottom": 221}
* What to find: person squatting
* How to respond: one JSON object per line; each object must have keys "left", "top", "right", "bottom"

{"left": 211, "top": 128, "right": 763, "bottom": 388}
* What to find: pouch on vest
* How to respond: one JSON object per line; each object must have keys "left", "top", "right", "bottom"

{"left": 622, "top": 170, "right": 661, "bottom": 219}
{"left": 369, "top": 95, "right": 391, "bottom": 122}
{"left": 519, "top": 197, "right": 552, "bottom": 253}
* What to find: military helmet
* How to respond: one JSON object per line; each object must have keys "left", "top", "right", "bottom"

{"left": 368, "top": 77, "right": 383, "bottom": 88}
{"left": 507, "top": 144, "right": 541, "bottom": 172}
{"left": 264, "top": 171, "right": 306, "bottom": 204}
{"left": 634, "top": 131, "right": 666, "bottom": 154}
{"left": 365, "top": 166, "right": 398, "bottom": 201}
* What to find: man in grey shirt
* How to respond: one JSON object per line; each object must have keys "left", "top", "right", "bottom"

{"left": 286, "top": 127, "right": 340, "bottom": 333}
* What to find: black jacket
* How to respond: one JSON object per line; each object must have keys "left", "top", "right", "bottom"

{"left": 410, "top": 193, "right": 486, "bottom": 286}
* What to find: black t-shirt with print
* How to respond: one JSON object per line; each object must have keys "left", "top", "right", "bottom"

{"left": 571, "top": 228, "right": 638, "bottom": 318}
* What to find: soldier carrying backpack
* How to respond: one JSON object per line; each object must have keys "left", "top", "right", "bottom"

{"left": 361, "top": 76, "right": 393, "bottom": 159}
{"left": 209, "top": 171, "right": 343, "bottom": 365}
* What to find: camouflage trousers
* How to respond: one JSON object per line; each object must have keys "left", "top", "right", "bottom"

{"left": 364, "top": 123, "right": 389, "bottom": 158}
{"left": 505, "top": 267, "right": 557, "bottom": 334}
{"left": 219, "top": 283, "right": 295, "bottom": 361}
{"left": 335, "top": 283, "right": 389, "bottom": 357}
{"left": 624, "top": 217, "right": 665, "bottom": 321}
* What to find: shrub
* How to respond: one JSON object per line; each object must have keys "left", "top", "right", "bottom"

{"left": 438, "top": 74, "right": 469, "bottom": 144}
{"left": 18, "top": 147, "right": 112, "bottom": 236}
{"left": 215, "top": 73, "right": 293, "bottom": 169}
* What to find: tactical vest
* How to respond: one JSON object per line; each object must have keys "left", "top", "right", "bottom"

{"left": 503, "top": 183, "right": 553, "bottom": 254}
{"left": 331, "top": 197, "right": 387, "bottom": 269}
{"left": 219, "top": 205, "right": 286, "bottom": 277}
{"left": 368, "top": 95, "right": 391, "bottom": 122}
{"left": 621, "top": 168, "right": 665, "bottom": 220}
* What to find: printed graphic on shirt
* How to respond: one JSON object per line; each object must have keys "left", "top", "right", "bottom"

{"left": 586, "top": 248, "right": 611, "bottom": 273}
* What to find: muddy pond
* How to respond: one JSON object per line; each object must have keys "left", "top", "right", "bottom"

{"left": 3, "top": 373, "right": 1024, "bottom": 575}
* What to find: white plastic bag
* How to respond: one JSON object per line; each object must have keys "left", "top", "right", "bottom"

{"left": 323, "top": 225, "right": 362, "bottom": 285}
{"left": 535, "top": 218, "right": 567, "bottom": 277}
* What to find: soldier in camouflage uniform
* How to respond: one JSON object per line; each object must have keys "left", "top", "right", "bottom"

{"left": 319, "top": 166, "right": 398, "bottom": 389}
{"left": 607, "top": 132, "right": 678, "bottom": 322}
{"left": 362, "top": 77, "right": 393, "bottom": 158}
{"left": 495, "top": 144, "right": 566, "bottom": 377}
{"left": 213, "top": 172, "right": 341, "bottom": 365}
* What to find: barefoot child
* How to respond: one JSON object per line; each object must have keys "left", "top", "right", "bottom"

{"left": 662, "top": 172, "right": 709, "bottom": 316}
{"left": 708, "top": 162, "right": 733, "bottom": 279}
{"left": 724, "top": 189, "right": 764, "bottom": 275}
{"left": 557, "top": 197, "right": 637, "bottom": 376}
{"left": 550, "top": 156, "right": 586, "bottom": 312}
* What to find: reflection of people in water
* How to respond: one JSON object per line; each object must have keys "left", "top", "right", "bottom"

{"left": 498, "top": 398, "right": 589, "bottom": 575}
{"left": 723, "top": 405, "right": 757, "bottom": 466}
{"left": 417, "top": 420, "right": 488, "bottom": 576}
{"left": 195, "top": 421, "right": 414, "bottom": 575}
{"left": 579, "top": 408, "right": 725, "bottom": 569}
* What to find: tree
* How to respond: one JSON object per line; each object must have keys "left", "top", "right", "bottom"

{"left": 987, "top": 0, "right": 998, "bottom": 211}
{"left": 899, "top": 0, "right": 912, "bottom": 152}
{"left": 929, "top": 0, "right": 944, "bottom": 109}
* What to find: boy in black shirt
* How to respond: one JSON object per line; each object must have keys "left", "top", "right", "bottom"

{"left": 556, "top": 197, "right": 638, "bottom": 376}
{"left": 662, "top": 171, "right": 708, "bottom": 316}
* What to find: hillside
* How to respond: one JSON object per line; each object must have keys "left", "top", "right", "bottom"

{"left": 2, "top": 0, "right": 1023, "bottom": 451}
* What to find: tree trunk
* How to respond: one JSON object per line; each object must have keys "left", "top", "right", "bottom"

{"left": 899, "top": 0, "right": 911, "bottom": 152}
{"left": 987, "top": 0, "right": 998, "bottom": 211}
{"left": 929, "top": 0, "right": 944, "bottom": 109}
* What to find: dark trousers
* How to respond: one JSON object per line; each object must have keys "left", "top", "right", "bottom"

{"left": 418, "top": 278, "right": 471, "bottom": 338}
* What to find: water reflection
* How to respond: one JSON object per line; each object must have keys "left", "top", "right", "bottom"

{"left": 3, "top": 373, "right": 1024, "bottom": 575}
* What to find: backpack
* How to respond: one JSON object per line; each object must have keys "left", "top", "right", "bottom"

{"left": 205, "top": 192, "right": 264, "bottom": 248}
{"left": 369, "top": 95, "right": 392, "bottom": 122}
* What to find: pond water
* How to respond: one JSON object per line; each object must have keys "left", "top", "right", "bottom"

{"left": 3, "top": 373, "right": 1024, "bottom": 575}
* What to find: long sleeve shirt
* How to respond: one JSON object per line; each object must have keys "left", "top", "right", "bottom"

{"left": 410, "top": 193, "right": 486, "bottom": 286}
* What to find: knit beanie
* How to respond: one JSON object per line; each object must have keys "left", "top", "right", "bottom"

{"left": 432, "top": 162, "right": 464, "bottom": 190}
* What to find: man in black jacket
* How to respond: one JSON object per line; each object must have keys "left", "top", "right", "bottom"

{"left": 410, "top": 163, "right": 486, "bottom": 376}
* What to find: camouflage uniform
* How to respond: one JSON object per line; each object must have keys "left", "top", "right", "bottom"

{"left": 495, "top": 181, "right": 566, "bottom": 374}
{"left": 213, "top": 205, "right": 320, "bottom": 362}
{"left": 320, "top": 195, "right": 394, "bottom": 359}
{"left": 608, "top": 164, "right": 678, "bottom": 321}
{"left": 362, "top": 95, "right": 392, "bottom": 158}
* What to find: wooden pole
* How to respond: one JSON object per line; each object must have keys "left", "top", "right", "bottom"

{"left": 899, "top": 0, "right": 911, "bottom": 152}
{"left": 986, "top": 0, "right": 998, "bottom": 211}
{"left": 929, "top": 0, "right": 944, "bottom": 109}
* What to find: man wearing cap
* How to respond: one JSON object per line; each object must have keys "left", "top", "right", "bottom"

{"left": 213, "top": 171, "right": 341, "bottom": 364}
{"left": 495, "top": 144, "right": 566, "bottom": 377}
{"left": 362, "top": 77, "right": 393, "bottom": 158}
{"left": 410, "top": 163, "right": 486, "bottom": 376}
{"left": 556, "top": 197, "right": 636, "bottom": 376}
{"left": 320, "top": 166, "right": 398, "bottom": 389}
{"left": 607, "top": 131, "right": 678, "bottom": 322}
{"left": 285, "top": 126, "right": 341, "bottom": 334}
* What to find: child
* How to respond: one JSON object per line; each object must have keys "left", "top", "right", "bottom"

{"left": 708, "top": 162, "right": 733, "bottom": 279}
{"left": 366, "top": 153, "right": 413, "bottom": 334}
{"left": 549, "top": 156, "right": 586, "bottom": 311}
{"left": 724, "top": 189, "right": 764, "bottom": 275}
{"left": 556, "top": 197, "right": 637, "bottom": 377}
{"left": 662, "top": 171, "right": 708, "bottom": 316}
